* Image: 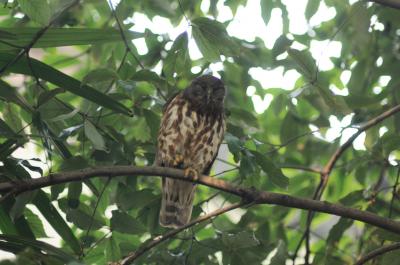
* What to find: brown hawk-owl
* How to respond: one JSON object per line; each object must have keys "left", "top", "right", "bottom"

{"left": 155, "top": 75, "right": 226, "bottom": 228}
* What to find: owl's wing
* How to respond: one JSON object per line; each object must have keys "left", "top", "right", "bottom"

{"left": 202, "top": 151, "right": 218, "bottom": 175}
{"left": 153, "top": 92, "right": 181, "bottom": 167}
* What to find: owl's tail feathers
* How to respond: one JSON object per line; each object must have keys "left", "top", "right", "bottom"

{"left": 159, "top": 178, "right": 196, "bottom": 229}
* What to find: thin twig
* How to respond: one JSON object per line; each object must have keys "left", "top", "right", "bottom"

{"left": 355, "top": 242, "right": 400, "bottom": 265}
{"left": 293, "top": 104, "right": 400, "bottom": 264}
{"left": 107, "top": 0, "right": 167, "bottom": 101}
{"left": 389, "top": 164, "right": 400, "bottom": 218}
{"left": 118, "top": 202, "right": 245, "bottom": 265}
{"left": 0, "top": 0, "right": 80, "bottom": 75}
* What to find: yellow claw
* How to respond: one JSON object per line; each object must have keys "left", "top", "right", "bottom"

{"left": 172, "top": 154, "right": 184, "bottom": 167}
{"left": 184, "top": 167, "right": 199, "bottom": 181}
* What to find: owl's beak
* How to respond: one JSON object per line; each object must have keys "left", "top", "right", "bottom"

{"left": 206, "top": 88, "right": 212, "bottom": 104}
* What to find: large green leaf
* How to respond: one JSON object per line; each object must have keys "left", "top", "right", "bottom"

{"left": 192, "top": 17, "right": 239, "bottom": 62}
{"left": 32, "top": 191, "right": 81, "bottom": 255}
{"left": 0, "top": 234, "right": 78, "bottom": 263}
{"left": 251, "top": 151, "right": 289, "bottom": 189}
{"left": 110, "top": 210, "right": 147, "bottom": 234}
{"left": 0, "top": 28, "right": 144, "bottom": 50}
{"left": 0, "top": 53, "right": 132, "bottom": 116}
{"left": 17, "top": 0, "right": 51, "bottom": 25}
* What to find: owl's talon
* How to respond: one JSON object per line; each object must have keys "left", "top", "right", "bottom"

{"left": 172, "top": 154, "right": 184, "bottom": 167}
{"left": 184, "top": 168, "right": 199, "bottom": 181}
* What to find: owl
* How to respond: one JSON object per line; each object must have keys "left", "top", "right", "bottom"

{"left": 155, "top": 75, "right": 226, "bottom": 228}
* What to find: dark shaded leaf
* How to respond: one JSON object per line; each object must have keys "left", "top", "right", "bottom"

{"left": 0, "top": 53, "right": 132, "bottom": 116}
{"left": 110, "top": 210, "right": 147, "bottom": 234}
{"left": 84, "top": 120, "right": 106, "bottom": 151}
{"left": 251, "top": 151, "right": 289, "bottom": 189}
{"left": 33, "top": 191, "right": 81, "bottom": 254}
{"left": 0, "top": 28, "right": 144, "bottom": 50}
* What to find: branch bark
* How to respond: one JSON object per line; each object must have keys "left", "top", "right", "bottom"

{"left": 355, "top": 242, "right": 400, "bottom": 265}
{"left": 368, "top": 0, "right": 400, "bottom": 9}
{"left": 2, "top": 165, "right": 400, "bottom": 235}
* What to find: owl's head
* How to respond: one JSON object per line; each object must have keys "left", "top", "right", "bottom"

{"left": 183, "top": 75, "right": 226, "bottom": 114}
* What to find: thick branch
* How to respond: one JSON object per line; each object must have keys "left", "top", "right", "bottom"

{"left": 368, "top": 0, "right": 400, "bottom": 9}
{"left": 2, "top": 166, "right": 400, "bottom": 234}
{"left": 355, "top": 242, "right": 400, "bottom": 265}
{"left": 117, "top": 202, "right": 244, "bottom": 265}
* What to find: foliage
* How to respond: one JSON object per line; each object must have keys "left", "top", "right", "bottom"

{"left": 0, "top": 0, "right": 400, "bottom": 264}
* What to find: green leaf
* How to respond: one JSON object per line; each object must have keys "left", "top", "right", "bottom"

{"left": 192, "top": 17, "right": 238, "bottom": 62}
{"left": 0, "top": 80, "right": 33, "bottom": 112}
{"left": 81, "top": 68, "right": 119, "bottom": 87}
{"left": 0, "top": 234, "right": 78, "bottom": 262}
{"left": 326, "top": 218, "right": 353, "bottom": 245}
{"left": 130, "top": 69, "right": 167, "bottom": 89}
{"left": 287, "top": 48, "right": 317, "bottom": 81}
{"left": 33, "top": 191, "right": 81, "bottom": 254}
{"left": 261, "top": 0, "right": 273, "bottom": 26}
{"left": 305, "top": 0, "right": 320, "bottom": 20}
{"left": 270, "top": 240, "right": 287, "bottom": 265}
{"left": 280, "top": 112, "right": 304, "bottom": 144}
{"left": 24, "top": 208, "right": 47, "bottom": 238}
{"left": 272, "top": 35, "right": 293, "bottom": 58}
{"left": 225, "top": 133, "right": 242, "bottom": 162}
{"left": 221, "top": 231, "right": 260, "bottom": 250}
{"left": 116, "top": 185, "right": 157, "bottom": 211}
{"left": 67, "top": 182, "right": 82, "bottom": 209}
{"left": 105, "top": 236, "right": 121, "bottom": 263}
{"left": 37, "top": 88, "right": 65, "bottom": 107}
{"left": 131, "top": 117, "right": 151, "bottom": 142}
{"left": 0, "top": 28, "right": 144, "bottom": 50}
{"left": 110, "top": 210, "right": 147, "bottom": 234}
{"left": 0, "top": 206, "right": 18, "bottom": 235}
{"left": 18, "top": 0, "right": 51, "bottom": 25}
{"left": 66, "top": 208, "right": 104, "bottom": 230}
{"left": 10, "top": 191, "right": 36, "bottom": 221}
{"left": 229, "top": 107, "right": 259, "bottom": 128}
{"left": 0, "top": 118, "right": 17, "bottom": 138}
{"left": 163, "top": 32, "right": 191, "bottom": 80}
{"left": 0, "top": 53, "right": 132, "bottom": 116}
{"left": 251, "top": 151, "right": 289, "bottom": 189}
{"left": 84, "top": 120, "right": 106, "bottom": 151}
{"left": 143, "top": 109, "right": 160, "bottom": 141}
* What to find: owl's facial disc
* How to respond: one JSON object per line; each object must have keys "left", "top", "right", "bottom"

{"left": 183, "top": 75, "right": 225, "bottom": 113}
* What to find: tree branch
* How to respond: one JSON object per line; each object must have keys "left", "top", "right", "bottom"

{"left": 296, "top": 104, "right": 400, "bottom": 263}
{"left": 116, "top": 202, "right": 245, "bottom": 265}
{"left": 1, "top": 165, "right": 400, "bottom": 235}
{"left": 367, "top": 0, "right": 400, "bottom": 9}
{"left": 355, "top": 242, "right": 400, "bottom": 265}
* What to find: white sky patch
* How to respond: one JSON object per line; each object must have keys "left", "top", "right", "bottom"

{"left": 310, "top": 40, "right": 342, "bottom": 71}
{"left": 329, "top": 84, "right": 349, "bottom": 96}
{"left": 282, "top": 0, "right": 308, "bottom": 34}
{"left": 217, "top": 0, "right": 234, "bottom": 22}
{"left": 340, "top": 70, "right": 351, "bottom": 85}
{"left": 309, "top": 1, "right": 337, "bottom": 27}
{"left": 379, "top": 126, "right": 388, "bottom": 136}
{"left": 379, "top": 75, "right": 391, "bottom": 86}
{"left": 249, "top": 67, "right": 300, "bottom": 90}
{"left": 252, "top": 94, "right": 273, "bottom": 113}
{"left": 246, "top": 86, "right": 256, "bottom": 96}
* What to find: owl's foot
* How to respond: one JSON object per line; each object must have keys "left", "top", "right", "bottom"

{"left": 184, "top": 167, "right": 199, "bottom": 181}
{"left": 172, "top": 154, "right": 184, "bottom": 168}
